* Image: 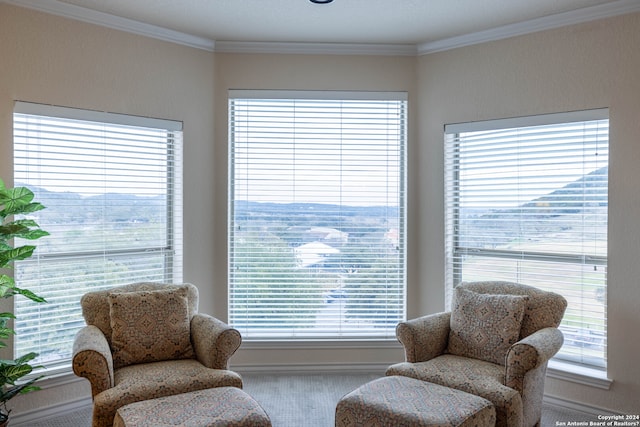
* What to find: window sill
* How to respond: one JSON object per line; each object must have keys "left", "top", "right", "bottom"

{"left": 21, "top": 363, "right": 77, "bottom": 387}
{"left": 547, "top": 360, "right": 612, "bottom": 390}
{"left": 239, "top": 338, "right": 402, "bottom": 351}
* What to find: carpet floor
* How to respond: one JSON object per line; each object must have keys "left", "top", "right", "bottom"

{"left": 21, "top": 373, "right": 599, "bottom": 427}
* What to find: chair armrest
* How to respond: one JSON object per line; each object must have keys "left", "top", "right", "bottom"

{"left": 72, "top": 325, "right": 114, "bottom": 398}
{"left": 505, "top": 327, "right": 564, "bottom": 390}
{"left": 191, "top": 313, "right": 242, "bottom": 369}
{"left": 396, "top": 312, "right": 451, "bottom": 363}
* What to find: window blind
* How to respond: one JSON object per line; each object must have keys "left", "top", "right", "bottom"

{"left": 444, "top": 109, "right": 608, "bottom": 370}
{"left": 228, "top": 90, "right": 407, "bottom": 340}
{"left": 12, "top": 102, "right": 183, "bottom": 370}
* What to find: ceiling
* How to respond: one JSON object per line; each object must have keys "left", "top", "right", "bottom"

{"left": 5, "top": 0, "right": 640, "bottom": 54}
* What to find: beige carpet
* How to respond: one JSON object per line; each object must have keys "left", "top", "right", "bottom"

{"left": 21, "top": 373, "right": 599, "bottom": 427}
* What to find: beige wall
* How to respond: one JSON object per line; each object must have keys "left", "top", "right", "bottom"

{"left": 416, "top": 13, "right": 640, "bottom": 413}
{"left": 0, "top": 4, "right": 217, "bottom": 416}
{"left": 1, "top": 1, "right": 638, "bottom": 419}
{"left": 213, "top": 52, "right": 416, "bottom": 369}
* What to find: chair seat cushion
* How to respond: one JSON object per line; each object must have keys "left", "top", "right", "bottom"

{"left": 93, "top": 359, "right": 243, "bottom": 427}
{"left": 386, "top": 354, "right": 522, "bottom": 427}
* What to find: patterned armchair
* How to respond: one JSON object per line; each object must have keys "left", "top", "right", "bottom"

{"left": 72, "top": 282, "right": 243, "bottom": 427}
{"left": 386, "top": 281, "right": 567, "bottom": 427}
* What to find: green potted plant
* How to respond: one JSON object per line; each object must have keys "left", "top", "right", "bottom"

{"left": 0, "top": 179, "right": 48, "bottom": 426}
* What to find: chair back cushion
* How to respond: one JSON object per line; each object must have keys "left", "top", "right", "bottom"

{"left": 458, "top": 281, "right": 567, "bottom": 339}
{"left": 448, "top": 286, "right": 528, "bottom": 365}
{"left": 81, "top": 282, "right": 199, "bottom": 348}
{"left": 109, "top": 286, "right": 195, "bottom": 367}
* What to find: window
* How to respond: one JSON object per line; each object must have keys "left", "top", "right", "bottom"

{"left": 13, "top": 102, "right": 183, "bottom": 370}
{"left": 228, "top": 90, "right": 406, "bottom": 340}
{"left": 445, "top": 109, "right": 608, "bottom": 370}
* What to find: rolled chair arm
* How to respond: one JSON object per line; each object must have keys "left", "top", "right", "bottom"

{"left": 191, "top": 313, "right": 242, "bottom": 370}
{"left": 396, "top": 312, "right": 451, "bottom": 363}
{"left": 505, "top": 327, "right": 564, "bottom": 391}
{"left": 72, "top": 325, "right": 114, "bottom": 398}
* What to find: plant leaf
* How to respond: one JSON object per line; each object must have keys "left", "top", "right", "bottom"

{"left": 0, "top": 363, "right": 33, "bottom": 383}
{"left": 0, "top": 246, "right": 35, "bottom": 268}
{"left": 13, "top": 352, "right": 38, "bottom": 365}
{"left": 2, "top": 202, "right": 46, "bottom": 218}
{"left": 0, "top": 377, "right": 42, "bottom": 402}
{"left": 0, "top": 327, "right": 15, "bottom": 339}
{"left": 0, "top": 276, "right": 16, "bottom": 298}
{"left": 0, "top": 220, "right": 48, "bottom": 241}
{"left": 1, "top": 186, "right": 34, "bottom": 212}
{"left": 19, "top": 229, "right": 50, "bottom": 240}
{"left": 13, "top": 287, "right": 46, "bottom": 303}
{"left": 0, "top": 223, "right": 29, "bottom": 239}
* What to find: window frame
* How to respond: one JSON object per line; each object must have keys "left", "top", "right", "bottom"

{"left": 12, "top": 101, "right": 183, "bottom": 372}
{"left": 227, "top": 90, "right": 408, "bottom": 341}
{"left": 444, "top": 109, "right": 609, "bottom": 372}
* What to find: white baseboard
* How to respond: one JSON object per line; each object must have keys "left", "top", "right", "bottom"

{"left": 234, "top": 362, "right": 389, "bottom": 375}
{"left": 11, "top": 395, "right": 93, "bottom": 426}
{"left": 543, "top": 394, "right": 618, "bottom": 417}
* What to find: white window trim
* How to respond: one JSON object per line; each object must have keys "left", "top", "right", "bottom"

{"left": 12, "top": 101, "right": 183, "bottom": 369}
{"left": 228, "top": 90, "right": 408, "bottom": 341}
{"left": 444, "top": 108, "right": 609, "bottom": 375}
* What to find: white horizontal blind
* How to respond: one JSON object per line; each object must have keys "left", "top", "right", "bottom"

{"left": 444, "top": 109, "right": 608, "bottom": 370}
{"left": 13, "top": 102, "right": 183, "bottom": 369}
{"left": 229, "top": 90, "right": 407, "bottom": 340}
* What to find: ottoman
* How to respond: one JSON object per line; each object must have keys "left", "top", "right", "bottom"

{"left": 113, "top": 387, "right": 271, "bottom": 427}
{"left": 335, "top": 376, "right": 495, "bottom": 427}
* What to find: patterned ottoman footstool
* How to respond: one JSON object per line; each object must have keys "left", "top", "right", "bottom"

{"left": 335, "top": 376, "right": 495, "bottom": 427}
{"left": 113, "top": 387, "right": 271, "bottom": 427}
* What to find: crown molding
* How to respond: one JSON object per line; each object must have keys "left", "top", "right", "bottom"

{"left": 418, "top": 0, "right": 640, "bottom": 55}
{"left": 2, "top": 0, "right": 216, "bottom": 51}
{"left": 4, "top": 0, "right": 640, "bottom": 56}
{"left": 215, "top": 41, "right": 417, "bottom": 56}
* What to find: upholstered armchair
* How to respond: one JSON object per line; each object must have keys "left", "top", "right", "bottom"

{"left": 386, "top": 281, "right": 567, "bottom": 427}
{"left": 72, "top": 282, "right": 243, "bottom": 427}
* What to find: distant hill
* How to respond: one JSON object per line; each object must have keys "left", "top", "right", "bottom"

{"left": 234, "top": 200, "right": 398, "bottom": 218}
{"left": 487, "top": 166, "right": 608, "bottom": 218}
{"left": 16, "top": 183, "right": 167, "bottom": 224}
{"left": 460, "top": 166, "right": 608, "bottom": 247}
{"left": 19, "top": 166, "right": 605, "bottom": 228}
{"left": 521, "top": 166, "right": 608, "bottom": 214}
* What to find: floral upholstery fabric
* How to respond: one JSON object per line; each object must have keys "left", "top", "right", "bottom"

{"left": 336, "top": 375, "right": 495, "bottom": 427}
{"left": 72, "top": 282, "right": 243, "bottom": 427}
{"left": 113, "top": 387, "right": 271, "bottom": 427}
{"left": 109, "top": 287, "right": 195, "bottom": 368}
{"left": 387, "top": 281, "right": 567, "bottom": 427}
{"left": 449, "top": 287, "right": 528, "bottom": 366}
